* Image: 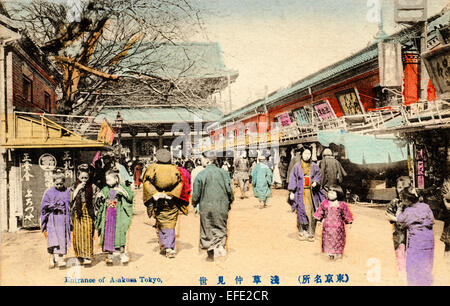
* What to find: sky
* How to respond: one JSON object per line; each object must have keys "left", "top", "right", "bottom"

{"left": 194, "top": 0, "right": 450, "bottom": 112}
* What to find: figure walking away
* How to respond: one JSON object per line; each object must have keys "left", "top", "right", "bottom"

{"left": 314, "top": 185, "right": 353, "bottom": 260}
{"left": 142, "top": 149, "right": 184, "bottom": 258}
{"left": 192, "top": 152, "right": 234, "bottom": 262}
{"left": 251, "top": 155, "right": 273, "bottom": 208}
{"left": 96, "top": 169, "right": 134, "bottom": 265}
{"left": 40, "top": 169, "right": 71, "bottom": 269}
{"left": 70, "top": 164, "right": 100, "bottom": 266}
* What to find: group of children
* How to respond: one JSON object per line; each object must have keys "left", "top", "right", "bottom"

{"left": 40, "top": 164, "right": 134, "bottom": 268}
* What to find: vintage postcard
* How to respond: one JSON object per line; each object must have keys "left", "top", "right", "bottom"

{"left": 0, "top": 0, "right": 449, "bottom": 293}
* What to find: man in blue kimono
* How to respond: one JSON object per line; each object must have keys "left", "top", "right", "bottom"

{"left": 192, "top": 153, "right": 235, "bottom": 262}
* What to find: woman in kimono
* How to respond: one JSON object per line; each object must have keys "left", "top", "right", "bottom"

{"left": 288, "top": 147, "right": 325, "bottom": 242}
{"left": 142, "top": 149, "right": 183, "bottom": 258}
{"left": 70, "top": 164, "right": 99, "bottom": 266}
{"left": 96, "top": 169, "right": 134, "bottom": 265}
{"left": 40, "top": 169, "right": 71, "bottom": 269}
{"left": 251, "top": 155, "right": 273, "bottom": 208}
{"left": 314, "top": 185, "right": 353, "bottom": 260}
{"left": 388, "top": 187, "right": 435, "bottom": 286}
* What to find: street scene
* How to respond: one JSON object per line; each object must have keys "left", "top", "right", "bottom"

{"left": 1, "top": 187, "right": 448, "bottom": 286}
{"left": 0, "top": 0, "right": 450, "bottom": 287}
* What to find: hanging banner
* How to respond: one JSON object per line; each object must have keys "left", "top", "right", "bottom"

{"left": 313, "top": 100, "right": 336, "bottom": 120}
{"left": 378, "top": 42, "right": 403, "bottom": 87}
{"left": 336, "top": 88, "right": 365, "bottom": 115}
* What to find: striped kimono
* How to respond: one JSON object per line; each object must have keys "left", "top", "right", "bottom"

{"left": 70, "top": 181, "right": 99, "bottom": 259}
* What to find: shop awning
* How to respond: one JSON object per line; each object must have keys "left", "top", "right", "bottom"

{"left": 95, "top": 107, "right": 223, "bottom": 124}
{"left": 1, "top": 113, "right": 105, "bottom": 149}
{"left": 318, "top": 130, "right": 408, "bottom": 164}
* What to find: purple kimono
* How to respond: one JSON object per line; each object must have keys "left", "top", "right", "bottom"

{"left": 40, "top": 187, "right": 71, "bottom": 254}
{"left": 288, "top": 161, "right": 325, "bottom": 225}
{"left": 397, "top": 202, "right": 434, "bottom": 286}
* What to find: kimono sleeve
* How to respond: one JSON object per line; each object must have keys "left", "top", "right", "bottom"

{"left": 341, "top": 202, "right": 353, "bottom": 224}
{"left": 40, "top": 189, "right": 52, "bottom": 232}
{"left": 288, "top": 163, "right": 300, "bottom": 192}
{"left": 251, "top": 165, "right": 258, "bottom": 187}
{"left": 396, "top": 207, "right": 414, "bottom": 229}
{"left": 314, "top": 201, "right": 326, "bottom": 221}
{"left": 142, "top": 165, "right": 158, "bottom": 205}
{"left": 311, "top": 163, "right": 322, "bottom": 186}
{"left": 192, "top": 174, "right": 203, "bottom": 207}
{"left": 223, "top": 170, "right": 235, "bottom": 205}
{"left": 119, "top": 184, "right": 134, "bottom": 218}
{"left": 266, "top": 168, "right": 273, "bottom": 186}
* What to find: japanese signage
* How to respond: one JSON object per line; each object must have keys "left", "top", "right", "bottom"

{"left": 20, "top": 150, "right": 75, "bottom": 228}
{"left": 422, "top": 43, "right": 450, "bottom": 98}
{"left": 417, "top": 149, "right": 425, "bottom": 189}
{"left": 336, "top": 88, "right": 365, "bottom": 116}
{"left": 294, "top": 108, "right": 310, "bottom": 126}
{"left": 313, "top": 100, "right": 336, "bottom": 120}
{"left": 277, "top": 113, "right": 292, "bottom": 127}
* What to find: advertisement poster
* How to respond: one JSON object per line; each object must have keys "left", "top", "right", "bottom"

{"left": 1, "top": 0, "right": 450, "bottom": 300}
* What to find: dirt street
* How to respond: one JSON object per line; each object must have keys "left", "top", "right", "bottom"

{"left": 1, "top": 187, "right": 449, "bottom": 286}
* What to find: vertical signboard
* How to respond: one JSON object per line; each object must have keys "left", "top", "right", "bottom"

{"left": 20, "top": 150, "right": 75, "bottom": 228}
{"left": 378, "top": 42, "right": 403, "bottom": 87}
{"left": 422, "top": 44, "right": 450, "bottom": 99}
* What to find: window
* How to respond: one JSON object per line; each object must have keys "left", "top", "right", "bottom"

{"left": 44, "top": 92, "right": 51, "bottom": 113}
{"left": 22, "top": 75, "right": 33, "bottom": 104}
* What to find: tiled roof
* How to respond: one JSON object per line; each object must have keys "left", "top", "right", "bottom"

{"left": 219, "top": 44, "right": 379, "bottom": 124}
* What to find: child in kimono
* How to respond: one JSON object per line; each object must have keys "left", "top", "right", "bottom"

{"left": 96, "top": 169, "right": 134, "bottom": 265}
{"left": 40, "top": 169, "right": 71, "bottom": 268}
{"left": 70, "top": 164, "right": 100, "bottom": 266}
{"left": 314, "top": 184, "right": 353, "bottom": 260}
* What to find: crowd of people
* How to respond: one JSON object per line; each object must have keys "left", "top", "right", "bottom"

{"left": 39, "top": 144, "right": 450, "bottom": 286}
